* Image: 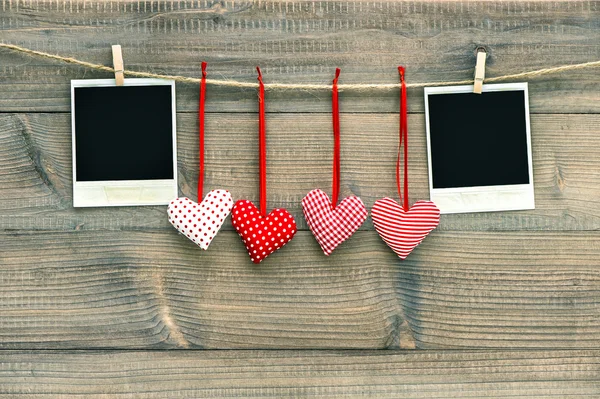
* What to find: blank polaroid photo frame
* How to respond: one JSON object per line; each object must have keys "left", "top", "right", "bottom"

{"left": 424, "top": 83, "right": 535, "bottom": 214}
{"left": 71, "top": 78, "right": 177, "bottom": 207}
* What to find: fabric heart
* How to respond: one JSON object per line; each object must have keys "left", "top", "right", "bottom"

{"left": 231, "top": 199, "right": 297, "bottom": 264}
{"left": 371, "top": 198, "right": 440, "bottom": 259}
{"left": 302, "top": 189, "right": 368, "bottom": 255}
{"left": 168, "top": 190, "right": 233, "bottom": 250}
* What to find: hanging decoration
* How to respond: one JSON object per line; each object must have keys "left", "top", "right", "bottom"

{"left": 231, "top": 67, "right": 297, "bottom": 264}
{"left": 168, "top": 62, "right": 234, "bottom": 249}
{"left": 302, "top": 68, "right": 368, "bottom": 256}
{"left": 371, "top": 67, "right": 440, "bottom": 259}
{"left": 9, "top": 41, "right": 598, "bottom": 259}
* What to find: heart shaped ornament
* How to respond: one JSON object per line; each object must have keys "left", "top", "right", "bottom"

{"left": 371, "top": 198, "right": 440, "bottom": 259}
{"left": 168, "top": 190, "right": 234, "bottom": 250}
{"left": 231, "top": 199, "right": 297, "bottom": 264}
{"left": 302, "top": 189, "right": 368, "bottom": 255}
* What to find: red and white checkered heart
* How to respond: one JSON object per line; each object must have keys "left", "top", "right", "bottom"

{"left": 168, "top": 190, "right": 233, "bottom": 250}
{"left": 302, "top": 189, "right": 368, "bottom": 255}
{"left": 231, "top": 199, "right": 297, "bottom": 264}
{"left": 371, "top": 197, "right": 440, "bottom": 260}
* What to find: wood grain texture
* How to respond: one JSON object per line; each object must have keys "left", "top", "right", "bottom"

{"left": 1, "top": 229, "right": 599, "bottom": 349}
{"left": 0, "top": 1, "right": 599, "bottom": 113}
{"left": 1, "top": 350, "right": 599, "bottom": 398}
{"left": 1, "top": 0, "right": 600, "bottom": 395}
{"left": 1, "top": 113, "right": 599, "bottom": 231}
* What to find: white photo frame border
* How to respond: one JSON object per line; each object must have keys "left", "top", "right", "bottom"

{"left": 71, "top": 78, "right": 178, "bottom": 207}
{"left": 424, "top": 82, "right": 535, "bottom": 214}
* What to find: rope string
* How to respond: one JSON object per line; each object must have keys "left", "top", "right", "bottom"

{"left": 1, "top": 43, "right": 600, "bottom": 90}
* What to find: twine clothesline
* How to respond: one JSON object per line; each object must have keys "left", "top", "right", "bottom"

{"left": 1, "top": 42, "right": 600, "bottom": 90}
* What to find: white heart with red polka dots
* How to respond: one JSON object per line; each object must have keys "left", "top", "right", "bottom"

{"left": 167, "top": 190, "right": 234, "bottom": 250}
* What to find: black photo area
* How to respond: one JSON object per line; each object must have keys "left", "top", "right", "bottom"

{"left": 74, "top": 85, "right": 174, "bottom": 181}
{"left": 427, "top": 90, "right": 530, "bottom": 189}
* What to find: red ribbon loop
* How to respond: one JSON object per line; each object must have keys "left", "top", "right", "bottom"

{"left": 331, "top": 68, "right": 341, "bottom": 208}
{"left": 397, "top": 66, "right": 409, "bottom": 212}
{"left": 198, "top": 61, "right": 208, "bottom": 201}
{"left": 256, "top": 66, "right": 267, "bottom": 217}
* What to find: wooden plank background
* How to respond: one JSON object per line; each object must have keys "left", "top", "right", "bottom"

{"left": 1, "top": 0, "right": 599, "bottom": 397}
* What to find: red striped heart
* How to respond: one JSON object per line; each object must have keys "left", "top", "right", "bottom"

{"left": 231, "top": 199, "right": 297, "bottom": 264}
{"left": 371, "top": 198, "right": 440, "bottom": 259}
{"left": 302, "top": 189, "right": 368, "bottom": 255}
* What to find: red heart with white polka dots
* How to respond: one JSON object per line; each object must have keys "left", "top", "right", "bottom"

{"left": 231, "top": 199, "right": 297, "bottom": 264}
{"left": 168, "top": 190, "right": 233, "bottom": 250}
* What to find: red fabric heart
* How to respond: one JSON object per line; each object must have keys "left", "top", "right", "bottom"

{"left": 231, "top": 199, "right": 297, "bottom": 264}
{"left": 371, "top": 198, "right": 440, "bottom": 259}
{"left": 302, "top": 189, "right": 368, "bottom": 255}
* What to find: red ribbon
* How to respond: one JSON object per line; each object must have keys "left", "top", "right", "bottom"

{"left": 198, "top": 61, "right": 207, "bottom": 201}
{"left": 397, "top": 66, "right": 409, "bottom": 212}
{"left": 257, "top": 67, "right": 267, "bottom": 217}
{"left": 331, "top": 68, "right": 341, "bottom": 208}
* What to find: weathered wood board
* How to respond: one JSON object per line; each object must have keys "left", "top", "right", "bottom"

{"left": 1, "top": 229, "right": 599, "bottom": 349}
{"left": 1, "top": 113, "right": 599, "bottom": 231}
{"left": 0, "top": 1, "right": 599, "bottom": 114}
{"left": 1, "top": 350, "right": 599, "bottom": 398}
{"left": 1, "top": 0, "right": 599, "bottom": 396}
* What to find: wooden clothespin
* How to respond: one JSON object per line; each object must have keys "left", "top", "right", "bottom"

{"left": 473, "top": 47, "right": 487, "bottom": 94}
{"left": 111, "top": 45, "right": 124, "bottom": 86}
